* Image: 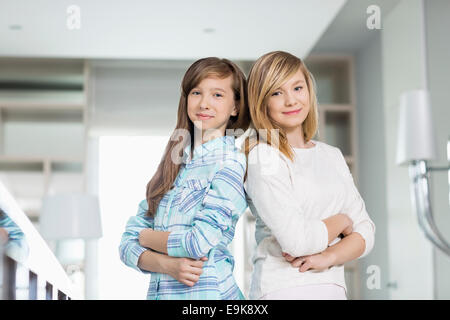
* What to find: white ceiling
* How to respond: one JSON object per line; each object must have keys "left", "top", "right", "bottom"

{"left": 0, "top": 0, "right": 346, "bottom": 60}
{"left": 311, "top": 0, "right": 400, "bottom": 54}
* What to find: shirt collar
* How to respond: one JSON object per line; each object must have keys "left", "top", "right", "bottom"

{"left": 183, "top": 135, "right": 235, "bottom": 163}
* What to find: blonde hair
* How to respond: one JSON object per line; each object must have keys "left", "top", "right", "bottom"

{"left": 245, "top": 51, "right": 319, "bottom": 161}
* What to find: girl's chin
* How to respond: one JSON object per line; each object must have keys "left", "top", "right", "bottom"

{"left": 192, "top": 124, "right": 225, "bottom": 134}
{"left": 278, "top": 120, "right": 305, "bottom": 129}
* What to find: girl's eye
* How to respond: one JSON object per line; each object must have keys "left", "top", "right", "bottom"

{"left": 214, "top": 93, "right": 223, "bottom": 98}
{"left": 191, "top": 91, "right": 200, "bottom": 95}
{"left": 294, "top": 86, "right": 303, "bottom": 91}
{"left": 271, "top": 91, "right": 281, "bottom": 96}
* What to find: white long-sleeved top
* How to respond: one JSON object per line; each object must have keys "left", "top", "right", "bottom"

{"left": 244, "top": 140, "right": 375, "bottom": 299}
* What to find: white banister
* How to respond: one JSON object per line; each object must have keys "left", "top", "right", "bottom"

{"left": 0, "top": 181, "right": 80, "bottom": 299}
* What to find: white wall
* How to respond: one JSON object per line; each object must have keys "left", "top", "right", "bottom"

{"left": 334, "top": 0, "right": 450, "bottom": 299}
{"left": 424, "top": 0, "right": 450, "bottom": 299}
{"left": 355, "top": 31, "right": 390, "bottom": 299}
{"left": 381, "top": 0, "right": 434, "bottom": 299}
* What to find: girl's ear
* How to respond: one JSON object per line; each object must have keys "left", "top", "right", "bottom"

{"left": 231, "top": 105, "right": 238, "bottom": 117}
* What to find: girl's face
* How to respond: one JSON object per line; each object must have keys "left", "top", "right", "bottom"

{"left": 267, "top": 68, "right": 310, "bottom": 131}
{"left": 187, "top": 75, "right": 237, "bottom": 136}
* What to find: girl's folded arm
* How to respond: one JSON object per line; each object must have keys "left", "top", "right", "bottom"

{"left": 118, "top": 199, "right": 155, "bottom": 274}
{"left": 246, "top": 145, "right": 346, "bottom": 257}
{"left": 334, "top": 148, "right": 376, "bottom": 259}
{"left": 152, "top": 155, "right": 248, "bottom": 260}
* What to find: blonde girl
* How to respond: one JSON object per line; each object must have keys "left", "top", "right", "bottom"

{"left": 244, "top": 51, "right": 375, "bottom": 300}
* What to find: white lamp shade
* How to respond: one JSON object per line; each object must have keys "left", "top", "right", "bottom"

{"left": 40, "top": 194, "right": 103, "bottom": 240}
{"left": 396, "top": 90, "right": 437, "bottom": 166}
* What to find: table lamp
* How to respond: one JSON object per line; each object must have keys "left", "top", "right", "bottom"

{"left": 396, "top": 89, "right": 450, "bottom": 256}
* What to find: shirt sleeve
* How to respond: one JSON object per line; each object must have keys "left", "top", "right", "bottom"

{"left": 118, "top": 199, "right": 154, "bottom": 274}
{"left": 0, "top": 212, "right": 29, "bottom": 261}
{"left": 167, "top": 153, "right": 248, "bottom": 259}
{"left": 334, "top": 148, "right": 376, "bottom": 259}
{"left": 245, "top": 144, "right": 329, "bottom": 257}
{"left": 0, "top": 212, "right": 25, "bottom": 242}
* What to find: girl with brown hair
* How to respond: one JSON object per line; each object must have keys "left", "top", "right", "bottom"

{"left": 244, "top": 51, "right": 375, "bottom": 299}
{"left": 119, "top": 57, "right": 250, "bottom": 299}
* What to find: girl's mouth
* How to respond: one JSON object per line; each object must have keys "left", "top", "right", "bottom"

{"left": 282, "top": 108, "right": 302, "bottom": 115}
{"left": 197, "top": 113, "right": 214, "bottom": 120}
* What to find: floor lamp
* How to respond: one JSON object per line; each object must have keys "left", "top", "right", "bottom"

{"left": 40, "top": 194, "right": 103, "bottom": 299}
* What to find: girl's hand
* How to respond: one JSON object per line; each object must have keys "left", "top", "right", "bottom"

{"left": 166, "top": 256, "right": 208, "bottom": 287}
{"left": 0, "top": 227, "right": 9, "bottom": 244}
{"left": 283, "top": 251, "right": 336, "bottom": 272}
{"left": 139, "top": 228, "right": 151, "bottom": 248}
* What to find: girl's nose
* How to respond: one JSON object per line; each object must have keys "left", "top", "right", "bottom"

{"left": 199, "top": 97, "right": 209, "bottom": 109}
{"left": 285, "top": 92, "right": 296, "bottom": 107}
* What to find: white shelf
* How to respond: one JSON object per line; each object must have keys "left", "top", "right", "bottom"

{"left": 305, "top": 56, "right": 352, "bottom": 105}
{"left": 0, "top": 156, "right": 83, "bottom": 169}
{"left": 0, "top": 90, "right": 85, "bottom": 105}
{"left": 308, "top": 54, "right": 360, "bottom": 299}
{"left": 0, "top": 102, "right": 85, "bottom": 111}
{"left": 0, "top": 155, "right": 83, "bottom": 162}
{"left": 319, "top": 103, "right": 353, "bottom": 112}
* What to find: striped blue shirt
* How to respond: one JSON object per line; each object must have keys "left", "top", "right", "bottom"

{"left": 119, "top": 135, "right": 248, "bottom": 300}
{"left": 0, "top": 211, "right": 29, "bottom": 262}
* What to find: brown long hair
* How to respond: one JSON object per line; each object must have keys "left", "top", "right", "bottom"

{"left": 244, "top": 51, "right": 318, "bottom": 162}
{"left": 145, "top": 57, "right": 250, "bottom": 217}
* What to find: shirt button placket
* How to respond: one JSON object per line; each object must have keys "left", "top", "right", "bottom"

{"left": 163, "top": 167, "right": 187, "bottom": 229}
{"left": 163, "top": 191, "right": 174, "bottom": 230}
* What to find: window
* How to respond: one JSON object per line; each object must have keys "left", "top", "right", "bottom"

{"left": 98, "top": 136, "right": 168, "bottom": 299}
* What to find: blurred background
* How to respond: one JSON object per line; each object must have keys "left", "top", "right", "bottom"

{"left": 0, "top": 0, "right": 449, "bottom": 300}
